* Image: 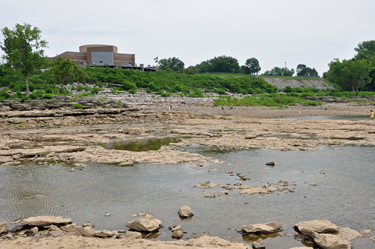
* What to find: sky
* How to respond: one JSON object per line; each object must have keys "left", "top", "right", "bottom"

{"left": 0, "top": 0, "right": 374, "bottom": 76}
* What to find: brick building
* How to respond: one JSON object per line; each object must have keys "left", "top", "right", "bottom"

{"left": 48, "top": 44, "right": 136, "bottom": 67}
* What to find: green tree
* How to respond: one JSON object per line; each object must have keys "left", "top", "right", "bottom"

{"left": 158, "top": 57, "right": 184, "bottom": 73}
{"left": 0, "top": 23, "right": 48, "bottom": 96}
{"left": 51, "top": 57, "right": 88, "bottom": 94}
{"left": 354, "top": 40, "right": 375, "bottom": 60}
{"left": 208, "top": 55, "right": 240, "bottom": 73}
{"left": 263, "top": 67, "right": 294, "bottom": 76}
{"left": 327, "top": 59, "right": 373, "bottom": 96}
{"left": 296, "top": 64, "right": 319, "bottom": 77}
{"left": 244, "top": 57, "right": 261, "bottom": 75}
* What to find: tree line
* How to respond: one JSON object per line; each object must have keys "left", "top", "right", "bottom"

{"left": 324, "top": 41, "right": 375, "bottom": 96}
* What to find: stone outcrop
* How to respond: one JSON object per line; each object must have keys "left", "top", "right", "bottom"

{"left": 118, "top": 231, "right": 142, "bottom": 239}
{"left": 125, "top": 213, "right": 162, "bottom": 232}
{"left": 0, "top": 221, "right": 8, "bottom": 234}
{"left": 242, "top": 221, "right": 282, "bottom": 234}
{"left": 21, "top": 216, "right": 72, "bottom": 227}
{"left": 178, "top": 206, "right": 194, "bottom": 218}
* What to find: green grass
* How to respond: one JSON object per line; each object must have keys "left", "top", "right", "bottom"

{"left": 214, "top": 94, "right": 322, "bottom": 107}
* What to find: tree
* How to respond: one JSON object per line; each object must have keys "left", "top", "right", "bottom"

{"left": 244, "top": 57, "right": 261, "bottom": 75}
{"left": 327, "top": 59, "right": 373, "bottom": 96}
{"left": 51, "top": 57, "right": 88, "bottom": 94}
{"left": 158, "top": 57, "right": 184, "bottom": 73}
{"left": 208, "top": 55, "right": 240, "bottom": 73}
{"left": 296, "top": 64, "right": 319, "bottom": 77}
{"left": 263, "top": 66, "right": 294, "bottom": 76}
{"left": 354, "top": 40, "right": 375, "bottom": 60}
{"left": 0, "top": 23, "right": 48, "bottom": 96}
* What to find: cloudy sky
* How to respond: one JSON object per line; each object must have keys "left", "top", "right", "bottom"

{"left": 1, "top": 0, "right": 374, "bottom": 76}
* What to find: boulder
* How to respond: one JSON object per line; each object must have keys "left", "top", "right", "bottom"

{"left": 178, "top": 206, "right": 194, "bottom": 218}
{"left": 125, "top": 214, "right": 162, "bottom": 232}
{"left": 75, "top": 226, "right": 92, "bottom": 237}
{"left": 30, "top": 227, "right": 39, "bottom": 235}
{"left": 172, "top": 229, "right": 183, "bottom": 239}
{"left": 82, "top": 222, "right": 95, "bottom": 229}
{"left": 93, "top": 230, "right": 116, "bottom": 238}
{"left": 242, "top": 221, "right": 282, "bottom": 234}
{"left": 0, "top": 221, "right": 8, "bottom": 234}
{"left": 312, "top": 232, "right": 350, "bottom": 249}
{"left": 338, "top": 227, "right": 362, "bottom": 241}
{"left": 266, "top": 161, "right": 275, "bottom": 166}
{"left": 193, "top": 181, "right": 221, "bottom": 189}
{"left": 294, "top": 220, "right": 339, "bottom": 237}
{"left": 22, "top": 216, "right": 72, "bottom": 227}
{"left": 252, "top": 238, "right": 265, "bottom": 249}
{"left": 118, "top": 231, "right": 142, "bottom": 239}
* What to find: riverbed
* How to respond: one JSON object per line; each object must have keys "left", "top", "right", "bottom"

{"left": 1, "top": 145, "right": 374, "bottom": 248}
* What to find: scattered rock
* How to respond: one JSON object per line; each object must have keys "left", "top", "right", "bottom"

{"left": 125, "top": 213, "right": 162, "bottom": 232}
{"left": 82, "top": 222, "right": 95, "bottom": 229}
{"left": 119, "top": 161, "right": 134, "bottom": 166}
{"left": 22, "top": 216, "right": 72, "bottom": 227}
{"left": 104, "top": 213, "right": 111, "bottom": 216}
{"left": 252, "top": 238, "right": 265, "bottom": 249}
{"left": 294, "top": 220, "right": 339, "bottom": 237}
{"left": 30, "top": 227, "right": 38, "bottom": 235}
{"left": 0, "top": 221, "right": 8, "bottom": 234}
{"left": 193, "top": 181, "right": 221, "bottom": 189}
{"left": 172, "top": 225, "right": 183, "bottom": 239}
{"left": 118, "top": 231, "right": 142, "bottom": 239}
{"left": 178, "top": 206, "right": 194, "bottom": 218}
{"left": 242, "top": 221, "right": 282, "bottom": 234}
{"left": 266, "top": 161, "right": 275, "bottom": 166}
{"left": 312, "top": 231, "right": 350, "bottom": 249}
{"left": 70, "top": 168, "right": 74, "bottom": 172}
{"left": 93, "top": 230, "right": 116, "bottom": 238}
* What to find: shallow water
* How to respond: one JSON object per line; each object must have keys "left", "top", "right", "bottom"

{"left": 284, "top": 115, "right": 370, "bottom": 120}
{"left": 0, "top": 146, "right": 374, "bottom": 248}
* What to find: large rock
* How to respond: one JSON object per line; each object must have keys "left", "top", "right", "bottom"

{"left": 0, "top": 221, "right": 8, "bottom": 234}
{"left": 178, "top": 206, "right": 194, "bottom": 218}
{"left": 312, "top": 232, "right": 350, "bottom": 249}
{"left": 252, "top": 238, "right": 265, "bottom": 249}
{"left": 22, "top": 216, "right": 72, "bottom": 227}
{"left": 242, "top": 221, "right": 282, "bottom": 234}
{"left": 125, "top": 214, "right": 162, "bottom": 232}
{"left": 294, "top": 220, "right": 339, "bottom": 237}
{"left": 171, "top": 225, "right": 183, "bottom": 239}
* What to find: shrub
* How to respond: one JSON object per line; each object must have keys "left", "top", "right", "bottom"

{"left": 128, "top": 88, "right": 137, "bottom": 94}
{"left": 91, "top": 87, "right": 102, "bottom": 94}
{"left": 42, "top": 94, "right": 54, "bottom": 99}
{"left": 161, "top": 92, "right": 172, "bottom": 97}
{"left": 72, "top": 104, "right": 83, "bottom": 109}
{"left": 122, "top": 79, "right": 137, "bottom": 90}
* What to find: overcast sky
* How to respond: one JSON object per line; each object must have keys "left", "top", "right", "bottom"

{"left": 1, "top": 0, "right": 374, "bottom": 76}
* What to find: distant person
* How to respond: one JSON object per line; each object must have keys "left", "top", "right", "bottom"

{"left": 169, "top": 102, "right": 172, "bottom": 110}
{"left": 371, "top": 110, "right": 374, "bottom": 120}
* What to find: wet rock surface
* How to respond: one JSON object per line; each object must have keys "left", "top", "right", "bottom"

{"left": 178, "top": 206, "right": 194, "bottom": 218}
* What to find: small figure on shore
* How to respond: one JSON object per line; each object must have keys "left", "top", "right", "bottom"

{"left": 169, "top": 102, "right": 172, "bottom": 110}
{"left": 371, "top": 110, "right": 374, "bottom": 120}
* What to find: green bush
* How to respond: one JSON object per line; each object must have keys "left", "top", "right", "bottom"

{"left": 42, "top": 94, "right": 55, "bottom": 99}
{"left": 91, "top": 87, "right": 102, "bottom": 94}
{"left": 161, "top": 92, "right": 172, "bottom": 97}
{"left": 30, "top": 90, "right": 43, "bottom": 99}
{"left": 72, "top": 104, "right": 83, "bottom": 109}
{"left": 128, "top": 88, "right": 137, "bottom": 94}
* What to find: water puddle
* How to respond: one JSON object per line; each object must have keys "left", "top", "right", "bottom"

{"left": 99, "top": 137, "right": 181, "bottom": 151}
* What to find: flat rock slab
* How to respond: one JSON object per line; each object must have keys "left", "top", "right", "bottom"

{"left": 294, "top": 220, "right": 339, "bottom": 237}
{"left": 22, "top": 216, "right": 72, "bottom": 227}
{"left": 242, "top": 221, "right": 282, "bottom": 234}
{"left": 0, "top": 221, "right": 8, "bottom": 234}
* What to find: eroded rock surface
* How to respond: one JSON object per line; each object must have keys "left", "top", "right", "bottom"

{"left": 125, "top": 213, "right": 162, "bottom": 232}
{"left": 178, "top": 206, "right": 194, "bottom": 218}
{"left": 21, "top": 216, "right": 72, "bottom": 227}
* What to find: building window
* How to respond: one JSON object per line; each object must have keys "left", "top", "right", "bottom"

{"left": 91, "top": 52, "right": 113, "bottom": 65}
